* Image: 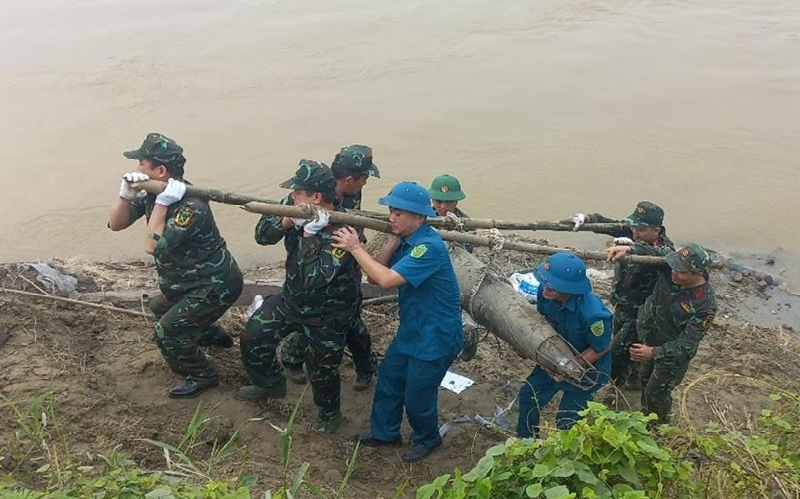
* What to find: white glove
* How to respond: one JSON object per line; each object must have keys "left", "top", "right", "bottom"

{"left": 571, "top": 213, "right": 586, "bottom": 231}
{"left": 119, "top": 172, "right": 150, "bottom": 200}
{"left": 612, "top": 237, "right": 635, "bottom": 245}
{"left": 290, "top": 217, "right": 309, "bottom": 228}
{"left": 303, "top": 208, "right": 330, "bottom": 235}
{"left": 155, "top": 178, "right": 187, "bottom": 206}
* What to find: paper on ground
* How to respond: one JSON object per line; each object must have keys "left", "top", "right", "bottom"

{"left": 440, "top": 370, "right": 475, "bottom": 394}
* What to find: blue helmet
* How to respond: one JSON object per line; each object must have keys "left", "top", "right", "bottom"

{"left": 378, "top": 182, "right": 437, "bottom": 217}
{"left": 533, "top": 252, "right": 592, "bottom": 295}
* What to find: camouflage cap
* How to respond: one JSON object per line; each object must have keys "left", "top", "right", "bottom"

{"left": 331, "top": 145, "right": 380, "bottom": 178}
{"left": 626, "top": 201, "right": 664, "bottom": 229}
{"left": 666, "top": 243, "right": 712, "bottom": 274}
{"left": 123, "top": 132, "right": 185, "bottom": 170}
{"left": 428, "top": 174, "right": 465, "bottom": 202}
{"left": 279, "top": 160, "right": 336, "bottom": 196}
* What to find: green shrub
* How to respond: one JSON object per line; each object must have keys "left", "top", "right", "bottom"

{"left": 417, "top": 402, "right": 695, "bottom": 499}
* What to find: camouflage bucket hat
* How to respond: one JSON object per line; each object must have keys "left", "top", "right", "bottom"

{"left": 626, "top": 201, "right": 664, "bottom": 229}
{"left": 428, "top": 174, "right": 465, "bottom": 202}
{"left": 279, "top": 160, "right": 336, "bottom": 195}
{"left": 666, "top": 243, "right": 712, "bottom": 274}
{"left": 331, "top": 145, "right": 380, "bottom": 178}
{"left": 123, "top": 132, "right": 185, "bottom": 170}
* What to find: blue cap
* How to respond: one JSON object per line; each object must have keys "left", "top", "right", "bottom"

{"left": 378, "top": 182, "right": 437, "bottom": 217}
{"left": 533, "top": 252, "right": 592, "bottom": 295}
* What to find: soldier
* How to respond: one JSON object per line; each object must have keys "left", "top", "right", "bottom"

{"left": 572, "top": 202, "right": 674, "bottom": 388}
{"left": 428, "top": 174, "right": 468, "bottom": 219}
{"left": 630, "top": 243, "right": 716, "bottom": 423}
{"left": 516, "top": 252, "right": 613, "bottom": 439}
{"left": 238, "top": 161, "right": 360, "bottom": 433}
{"left": 109, "top": 132, "right": 243, "bottom": 399}
{"left": 281, "top": 145, "right": 379, "bottom": 390}
{"left": 332, "top": 182, "right": 463, "bottom": 462}
{"left": 428, "top": 174, "right": 479, "bottom": 361}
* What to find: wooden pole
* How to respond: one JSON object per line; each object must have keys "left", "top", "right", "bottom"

{"left": 240, "top": 201, "right": 666, "bottom": 265}
{"left": 131, "top": 180, "right": 623, "bottom": 232}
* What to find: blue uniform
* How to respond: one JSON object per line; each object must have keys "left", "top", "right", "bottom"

{"left": 370, "top": 223, "right": 463, "bottom": 449}
{"left": 517, "top": 286, "right": 613, "bottom": 438}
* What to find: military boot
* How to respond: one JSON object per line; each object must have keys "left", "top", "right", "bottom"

{"left": 459, "top": 326, "right": 479, "bottom": 362}
{"left": 353, "top": 372, "right": 374, "bottom": 392}
{"left": 315, "top": 410, "right": 342, "bottom": 433}
{"left": 285, "top": 365, "right": 308, "bottom": 384}
{"left": 168, "top": 378, "right": 219, "bottom": 399}
{"left": 238, "top": 381, "right": 287, "bottom": 400}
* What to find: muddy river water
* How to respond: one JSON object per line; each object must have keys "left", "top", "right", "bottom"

{"left": 1, "top": 0, "right": 798, "bottom": 288}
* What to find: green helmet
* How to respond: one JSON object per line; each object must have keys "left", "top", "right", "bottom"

{"left": 428, "top": 174, "right": 465, "bottom": 201}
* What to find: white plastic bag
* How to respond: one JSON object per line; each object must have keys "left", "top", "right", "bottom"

{"left": 245, "top": 294, "right": 264, "bottom": 319}
{"left": 508, "top": 272, "right": 539, "bottom": 303}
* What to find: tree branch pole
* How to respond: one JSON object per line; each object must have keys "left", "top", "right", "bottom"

{"left": 131, "top": 179, "right": 624, "bottom": 233}
{"left": 240, "top": 202, "right": 667, "bottom": 266}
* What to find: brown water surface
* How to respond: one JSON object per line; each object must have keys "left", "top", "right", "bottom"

{"left": 1, "top": 0, "right": 798, "bottom": 287}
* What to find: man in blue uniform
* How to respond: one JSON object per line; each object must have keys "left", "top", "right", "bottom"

{"left": 517, "top": 252, "right": 613, "bottom": 438}
{"left": 332, "top": 181, "right": 463, "bottom": 462}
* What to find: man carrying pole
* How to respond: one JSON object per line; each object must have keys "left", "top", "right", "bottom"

{"left": 281, "top": 145, "right": 380, "bottom": 390}
{"left": 238, "top": 161, "right": 360, "bottom": 433}
{"left": 109, "top": 132, "right": 243, "bottom": 399}
{"left": 573, "top": 202, "right": 674, "bottom": 388}
{"left": 332, "top": 181, "right": 463, "bottom": 462}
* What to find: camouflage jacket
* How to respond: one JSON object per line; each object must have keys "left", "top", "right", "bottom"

{"left": 254, "top": 196, "right": 360, "bottom": 321}
{"left": 636, "top": 271, "right": 717, "bottom": 360}
{"left": 590, "top": 213, "right": 673, "bottom": 309}
{"left": 337, "top": 191, "right": 367, "bottom": 244}
{"left": 128, "top": 193, "right": 238, "bottom": 294}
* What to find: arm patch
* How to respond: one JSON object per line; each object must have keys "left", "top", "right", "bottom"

{"left": 590, "top": 320, "right": 605, "bottom": 337}
{"left": 173, "top": 206, "right": 196, "bottom": 228}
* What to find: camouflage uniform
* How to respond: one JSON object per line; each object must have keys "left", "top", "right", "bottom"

{"left": 636, "top": 243, "right": 717, "bottom": 423}
{"left": 241, "top": 161, "right": 360, "bottom": 419}
{"left": 281, "top": 146, "right": 380, "bottom": 382}
{"left": 590, "top": 202, "right": 674, "bottom": 386}
{"left": 121, "top": 133, "right": 243, "bottom": 387}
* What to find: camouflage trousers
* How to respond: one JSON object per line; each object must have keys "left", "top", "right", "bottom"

{"left": 149, "top": 278, "right": 242, "bottom": 383}
{"left": 639, "top": 353, "right": 690, "bottom": 423}
{"left": 241, "top": 293, "right": 351, "bottom": 416}
{"left": 610, "top": 305, "right": 641, "bottom": 386}
{"left": 281, "top": 313, "right": 377, "bottom": 377}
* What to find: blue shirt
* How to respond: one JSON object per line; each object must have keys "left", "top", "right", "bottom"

{"left": 536, "top": 287, "right": 613, "bottom": 377}
{"left": 390, "top": 223, "right": 463, "bottom": 361}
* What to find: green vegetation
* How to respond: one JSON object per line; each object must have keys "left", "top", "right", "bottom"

{"left": 417, "top": 381, "right": 800, "bottom": 499}
{"left": 3, "top": 379, "right": 799, "bottom": 498}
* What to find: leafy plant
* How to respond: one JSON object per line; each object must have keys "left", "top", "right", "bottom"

{"left": 417, "top": 402, "right": 695, "bottom": 499}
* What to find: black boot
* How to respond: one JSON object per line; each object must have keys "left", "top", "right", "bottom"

{"left": 168, "top": 378, "right": 219, "bottom": 399}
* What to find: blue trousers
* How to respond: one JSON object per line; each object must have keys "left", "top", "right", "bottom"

{"left": 516, "top": 366, "right": 601, "bottom": 438}
{"left": 370, "top": 342, "right": 455, "bottom": 449}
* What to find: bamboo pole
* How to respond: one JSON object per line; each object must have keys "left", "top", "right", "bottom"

{"left": 1, "top": 288, "right": 150, "bottom": 318}
{"left": 131, "top": 179, "right": 623, "bottom": 232}
{"left": 240, "top": 201, "right": 666, "bottom": 265}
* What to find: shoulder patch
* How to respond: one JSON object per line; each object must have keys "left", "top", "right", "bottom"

{"left": 331, "top": 247, "right": 347, "bottom": 259}
{"left": 680, "top": 301, "right": 692, "bottom": 313}
{"left": 173, "top": 205, "right": 196, "bottom": 228}
{"left": 699, "top": 315, "right": 714, "bottom": 331}
{"left": 590, "top": 320, "right": 605, "bottom": 337}
{"left": 410, "top": 244, "right": 428, "bottom": 259}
